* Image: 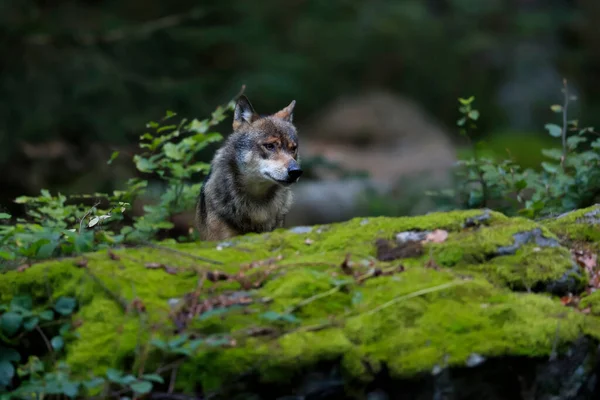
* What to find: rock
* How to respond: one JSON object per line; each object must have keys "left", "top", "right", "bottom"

{"left": 2, "top": 207, "right": 600, "bottom": 399}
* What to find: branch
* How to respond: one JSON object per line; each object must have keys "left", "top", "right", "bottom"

{"left": 561, "top": 79, "right": 570, "bottom": 170}
{"left": 142, "top": 242, "right": 222, "bottom": 265}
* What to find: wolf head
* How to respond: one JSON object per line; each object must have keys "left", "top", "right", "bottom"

{"left": 230, "top": 95, "right": 302, "bottom": 188}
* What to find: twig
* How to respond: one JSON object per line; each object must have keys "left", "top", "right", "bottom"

{"left": 143, "top": 242, "right": 222, "bottom": 265}
{"left": 35, "top": 325, "right": 55, "bottom": 361}
{"left": 362, "top": 280, "right": 470, "bottom": 317}
{"left": 79, "top": 200, "right": 101, "bottom": 234}
{"left": 84, "top": 268, "right": 129, "bottom": 311}
{"left": 169, "top": 365, "right": 179, "bottom": 394}
{"left": 561, "top": 79, "right": 570, "bottom": 170}
{"left": 285, "top": 286, "right": 341, "bottom": 314}
{"left": 154, "top": 359, "right": 186, "bottom": 375}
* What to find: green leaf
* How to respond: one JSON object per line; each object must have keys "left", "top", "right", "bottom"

{"left": 59, "top": 323, "right": 71, "bottom": 336}
{"left": 36, "top": 241, "right": 58, "bottom": 259}
{"left": 541, "top": 148, "right": 563, "bottom": 161}
{"left": 0, "top": 361, "right": 15, "bottom": 387}
{"left": 260, "top": 311, "right": 300, "bottom": 324}
{"left": 0, "top": 251, "right": 14, "bottom": 260}
{"left": 83, "top": 377, "right": 105, "bottom": 389}
{"left": 0, "top": 347, "right": 20, "bottom": 363}
{"left": 39, "top": 310, "right": 54, "bottom": 321}
{"left": 544, "top": 123, "right": 562, "bottom": 138}
{"left": 10, "top": 295, "right": 32, "bottom": 312}
{"left": 0, "top": 312, "right": 23, "bottom": 336}
{"left": 51, "top": 336, "right": 64, "bottom": 351}
{"left": 514, "top": 179, "right": 527, "bottom": 191}
{"left": 0, "top": 213, "right": 10, "bottom": 220}
{"left": 163, "top": 143, "right": 184, "bottom": 160}
{"left": 61, "top": 381, "right": 79, "bottom": 398}
{"left": 198, "top": 307, "right": 233, "bottom": 321}
{"left": 150, "top": 338, "right": 167, "bottom": 350}
{"left": 142, "top": 374, "right": 164, "bottom": 384}
{"left": 550, "top": 104, "right": 563, "bottom": 113}
{"left": 105, "top": 368, "right": 123, "bottom": 383}
{"left": 130, "top": 380, "right": 153, "bottom": 394}
{"left": 458, "top": 96, "right": 474, "bottom": 105}
{"left": 54, "top": 297, "right": 77, "bottom": 316}
{"left": 107, "top": 151, "right": 120, "bottom": 165}
{"left": 567, "top": 135, "right": 586, "bottom": 150}
{"left": 168, "top": 334, "right": 189, "bottom": 349}
{"left": 134, "top": 156, "right": 157, "bottom": 173}
{"left": 468, "top": 110, "right": 480, "bottom": 120}
{"left": 23, "top": 317, "right": 39, "bottom": 332}
{"left": 541, "top": 162, "right": 559, "bottom": 174}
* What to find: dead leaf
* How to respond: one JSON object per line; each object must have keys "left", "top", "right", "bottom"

{"left": 129, "top": 298, "right": 146, "bottom": 313}
{"left": 424, "top": 257, "right": 440, "bottom": 270}
{"left": 423, "top": 229, "right": 449, "bottom": 244}
{"left": 107, "top": 249, "right": 121, "bottom": 261}
{"left": 16, "top": 264, "right": 31, "bottom": 272}
{"left": 577, "top": 252, "right": 597, "bottom": 271}
{"left": 145, "top": 262, "right": 178, "bottom": 275}
{"left": 207, "top": 270, "right": 230, "bottom": 282}
{"left": 560, "top": 295, "right": 572, "bottom": 305}
{"left": 74, "top": 258, "right": 88, "bottom": 268}
{"left": 164, "top": 266, "right": 178, "bottom": 275}
{"left": 305, "top": 238, "right": 314, "bottom": 245}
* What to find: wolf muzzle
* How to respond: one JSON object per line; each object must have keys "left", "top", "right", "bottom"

{"left": 286, "top": 160, "right": 303, "bottom": 183}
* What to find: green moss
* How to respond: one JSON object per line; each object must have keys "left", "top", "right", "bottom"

{"left": 543, "top": 205, "right": 600, "bottom": 242}
{"left": 2, "top": 208, "right": 600, "bottom": 392}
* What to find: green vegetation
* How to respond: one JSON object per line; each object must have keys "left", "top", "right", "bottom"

{"left": 3, "top": 80, "right": 600, "bottom": 397}
{"left": 428, "top": 80, "right": 600, "bottom": 219}
{"left": 2, "top": 206, "right": 600, "bottom": 398}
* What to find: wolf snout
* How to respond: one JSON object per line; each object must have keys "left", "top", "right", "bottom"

{"left": 287, "top": 164, "right": 303, "bottom": 182}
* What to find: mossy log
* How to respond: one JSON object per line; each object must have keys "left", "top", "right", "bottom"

{"left": 3, "top": 207, "right": 600, "bottom": 399}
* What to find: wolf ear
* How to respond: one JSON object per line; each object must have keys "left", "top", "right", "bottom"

{"left": 273, "top": 100, "right": 296, "bottom": 122}
{"left": 233, "top": 95, "right": 258, "bottom": 130}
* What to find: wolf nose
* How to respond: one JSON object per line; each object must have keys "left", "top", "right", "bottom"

{"left": 287, "top": 166, "right": 303, "bottom": 182}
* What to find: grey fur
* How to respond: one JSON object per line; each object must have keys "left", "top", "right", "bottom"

{"left": 195, "top": 95, "right": 301, "bottom": 241}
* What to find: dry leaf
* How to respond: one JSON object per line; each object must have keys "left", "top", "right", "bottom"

{"left": 206, "top": 270, "right": 230, "bottom": 282}
{"left": 16, "top": 264, "right": 31, "bottom": 272}
{"left": 423, "top": 229, "right": 449, "bottom": 244}
{"left": 107, "top": 249, "right": 120, "bottom": 261}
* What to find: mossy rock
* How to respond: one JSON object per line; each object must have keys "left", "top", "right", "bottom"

{"left": 2, "top": 207, "right": 600, "bottom": 398}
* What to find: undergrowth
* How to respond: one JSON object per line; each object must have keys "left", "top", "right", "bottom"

{"left": 427, "top": 79, "right": 600, "bottom": 218}
{"left": 2, "top": 79, "right": 600, "bottom": 398}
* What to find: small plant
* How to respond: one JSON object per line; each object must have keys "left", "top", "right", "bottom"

{"left": 0, "top": 94, "right": 237, "bottom": 271}
{"left": 427, "top": 79, "right": 600, "bottom": 219}
{"left": 124, "top": 103, "right": 232, "bottom": 242}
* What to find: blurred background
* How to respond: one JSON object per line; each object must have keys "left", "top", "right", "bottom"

{"left": 1, "top": 0, "right": 599, "bottom": 229}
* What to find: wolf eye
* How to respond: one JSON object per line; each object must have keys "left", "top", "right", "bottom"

{"left": 263, "top": 143, "right": 276, "bottom": 151}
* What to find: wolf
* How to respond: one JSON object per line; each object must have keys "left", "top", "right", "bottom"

{"left": 195, "top": 95, "right": 303, "bottom": 241}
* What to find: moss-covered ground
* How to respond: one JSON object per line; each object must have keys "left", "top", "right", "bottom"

{"left": 2, "top": 206, "right": 600, "bottom": 395}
